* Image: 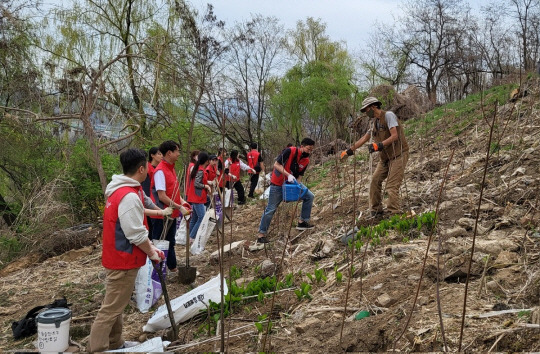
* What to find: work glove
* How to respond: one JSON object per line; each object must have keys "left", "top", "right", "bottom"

{"left": 340, "top": 149, "right": 354, "bottom": 159}
{"left": 149, "top": 246, "right": 165, "bottom": 263}
{"left": 161, "top": 206, "right": 173, "bottom": 217}
{"left": 179, "top": 203, "right": 192, "bottom": 216}
{"left": 287, "top": 174, "right": 296, "bottom": 183}
{"left": 368, "top": 142, "right": 384, "bottom": 154}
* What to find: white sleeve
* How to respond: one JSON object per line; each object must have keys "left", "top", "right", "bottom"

{"left": 118, "top": 193, "right": 149, "bottom": 246}
{"left": 385, "top": 111, "right": 399, "bottom": 129}
{"left": 224, "top": 159, "right": 230, "bottom": 168}
{"left": 154, "top": 170, "right": 166, "bottom": 191}
{"left": 239, "top": 160, "right": 251, "bottom": 171}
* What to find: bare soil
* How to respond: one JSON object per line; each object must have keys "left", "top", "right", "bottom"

{"left": 1, "top": 81, "right": 540, "bottom": 352}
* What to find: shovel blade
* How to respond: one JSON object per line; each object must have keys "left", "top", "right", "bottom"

{"left": 178, "top": 266, "right": 197, "bottom": 285}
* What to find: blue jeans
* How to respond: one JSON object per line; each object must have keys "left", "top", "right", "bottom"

{"left": 151, "top": 217, "right": 177, "bottom": 270}
{"left": 258, "top": 184, "right": 314, "bottom": 235}
{"left": 189, "top": 203, "right": 206, "bottom": 239}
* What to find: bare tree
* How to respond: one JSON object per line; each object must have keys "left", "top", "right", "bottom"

{"left": 223, "top": 15, "right": 287, "bottom": 151}
{"left": 393, "top": 0, "right": 471, "bottom": 104}
{"left": 509, "top": 0, "right": 540, "bottom": 70}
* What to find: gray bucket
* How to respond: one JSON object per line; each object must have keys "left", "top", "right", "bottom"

{"left": 36, "top": 308, "right": 71, "bottom": 352}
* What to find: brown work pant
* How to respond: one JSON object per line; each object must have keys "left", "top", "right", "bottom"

{"left": 88, "top": 268, "right": 139, "bottom": 352}
{"left": 370, "top": 151, "right": 409, "bottom": 214}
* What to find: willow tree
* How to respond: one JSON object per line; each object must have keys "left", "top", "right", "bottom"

{"left": 270, "top": 18, "right": 355, "bottom": 143}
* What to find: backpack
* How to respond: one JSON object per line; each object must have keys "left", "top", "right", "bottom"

{"left": 11, "top": 297, "right": 71, "bottom": 340}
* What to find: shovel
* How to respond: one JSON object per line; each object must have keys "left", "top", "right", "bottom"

{"left": 152, "top": 260, "right": 178, "bottom": 340}
{"left": 178, "top": 215, "right": 197, "bottom": 284}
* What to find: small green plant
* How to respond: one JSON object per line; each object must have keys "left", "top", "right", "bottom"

{"left": 230, "top": 265, "right": 242, "bottom": 281}
{"left": 314, "top": 266, "right": 327, "bottom": 284}
{"left": 305, "top": 272, "right": 314, "bottom": 283}
{"left": 517, "top": 310, "right": 531, "bottom": 319}
{"left": 334, "top": 265, "right": 343, "bottom": 283}
{"left": 294, "top": 282, "right": 312, "bottom": 300}
{"left": 254, "top": 314, "right": 272, "bottom": 333}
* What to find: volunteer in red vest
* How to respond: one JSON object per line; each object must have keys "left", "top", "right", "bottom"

{"left": 187, "top": 151, "right": 212, "bottom": 242}
{"left": 217, "top": 148, "right": 227, "bottom": 191}
{"left": 89, "top": 148, "right": 166, "bottom": 352}
{"left": 255, "top": 138, "right": 316, "bottom": 244}
{"left": 224, "top": 150, "right": 255, "bottom": 205}
{"left": 247, "top": 142, "right": 265, "bottom": 198}
{"left": 340, "top": 96, "right": 409, "bottom": 217}
{"left": 150, "top": 140, "right": 190, "bottom": 272}
{"left": 185, "top": 150, "right": 199, "bottom": 194}
{"left": 141, "top": 147, "right": 162, "bottom": 235}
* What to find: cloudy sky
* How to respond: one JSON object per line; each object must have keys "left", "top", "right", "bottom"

{"left": 190, "top": 0, "right": 490, "bottom": 51}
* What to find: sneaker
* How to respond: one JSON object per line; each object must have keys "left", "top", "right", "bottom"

{"left": 256, "top": 236, "right": 270, "bottom": 244}
{"left": 296, "top": 221, "right": 314, "bottom": 230}
{"left": 370, "top": 210, "right": 384, "bottom": 218}
{"left": 247, "top": 194, "right": 254, "bottom": 198}
{"left": 119, "top": 341, "right": 140, "bottom": 349}
{"left": 238, "top": 200, "right": 246, "bottom": 205}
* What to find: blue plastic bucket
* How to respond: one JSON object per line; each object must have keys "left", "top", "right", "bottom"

{"left": 282, "top": 182, "right": 308, "bottom": 202}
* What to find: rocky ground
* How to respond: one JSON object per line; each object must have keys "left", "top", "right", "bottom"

{"left": 1, "top": 81, "right": 539, "bottom": 352}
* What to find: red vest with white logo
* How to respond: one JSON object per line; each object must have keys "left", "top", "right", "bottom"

{"left": 102, "top": 186, "right": 147, "bottom": 270}
{"left": 150, "top": 159, "right": 181, "bottom": 218}
{"left": 270, "top": 147, "right": 310, "bottom": 186}
{"left": 187, "top": 166, "right": 208, "bottom": 204}
{"left": 226, "top": 158, "right": 241, "bottom": 182}
{"left": 247, "top": 149, "right": 260, "bottom": 174}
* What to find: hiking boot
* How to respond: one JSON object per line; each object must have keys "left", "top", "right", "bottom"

{"left": 296, "top": 221, "right": 314, "bottom": 230}
{"left": 256, "top": 236, "right": 270, "bottom": 244}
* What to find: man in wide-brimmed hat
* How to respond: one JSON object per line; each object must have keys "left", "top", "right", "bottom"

{"left": 341, "top": 96, "right": 409, "bottom": 217}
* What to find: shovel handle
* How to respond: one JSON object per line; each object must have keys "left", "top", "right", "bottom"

{"left": 184, "top": 215, "right": 190, "bottom": 268}
{"left": 152, "top": 261, "right": 178, "bottom": 339}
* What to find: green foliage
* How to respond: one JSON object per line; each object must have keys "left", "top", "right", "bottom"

{"left": 0, "top": 235, "right": 23, "bottom": 265}
{"left": 64, "top": 140, "right": 119, "bottom": 220}
{"left": 203, "top": 274, "right": 296, "bottom": 332}
{"left": 334, "top": 265, "right": 343, "bottom": 283}
{"left": 405, "top": 84, "right": 518, "bottom": 137}
{"left": 314, "top": 266, "right": 327, "bottom": 284}
{"left": 294, "top": 282, "right": 312, "bottom": 300}
{"left": 254, "top": 314, "right": 272, "bottom": 333}
{"left": 352, "top": 211, "right": 437, "bottom": 247}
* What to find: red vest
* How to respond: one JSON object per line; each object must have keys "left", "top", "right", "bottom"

{"left": 147, "top": 162, "right": 156, "bottom": 181}
{"left": 185, "top": 162, "right": 195, "bottom": 195}
{"left": 187, "top": 166, "right": 208, "bottom": 204}
{"left": 151, "top": 159, "right": 181, "bottom": 218}
{"left": 102, "top": 186, "right": 147, "bottom": 270}
{"left": 226, "top": 158, "right": 241, "bottom": 182}
{"left": 247, "top": 149, "right": 260, "bottom": 174}
{"left": 205, "top": 164, "right": 217, "bottom": 182}
{"left": 217, "top": 156, "right": 225, "bottom": 188}
{"left": 270, "top": 147, "right": 310, "bottom": 186}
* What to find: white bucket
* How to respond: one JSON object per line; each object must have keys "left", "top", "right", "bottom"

{"left": 36, "top": 308, "right": 71, "bottom": 353}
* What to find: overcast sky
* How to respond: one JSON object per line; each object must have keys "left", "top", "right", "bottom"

{"left": 190, "top": 0, "right": 490, "bottom": 52}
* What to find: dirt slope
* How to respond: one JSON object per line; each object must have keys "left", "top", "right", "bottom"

{"left": 1, "top": 81, "right": 540, "bottom": 352}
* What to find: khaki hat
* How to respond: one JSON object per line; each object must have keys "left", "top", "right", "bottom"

{"left": 360, "top": 96, "right": 381, "bottom": 112}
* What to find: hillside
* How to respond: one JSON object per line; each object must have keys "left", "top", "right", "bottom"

{"left": 1, "top": 81, "right": 540, "bottom": 352}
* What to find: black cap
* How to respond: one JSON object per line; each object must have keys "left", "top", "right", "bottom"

{"left": 209, "top": 154, "right": 217, "bottom": 160}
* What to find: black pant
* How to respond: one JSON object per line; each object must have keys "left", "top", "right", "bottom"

{"left": 226, "top": 181, "right": 245, "bottom": 204}
{"left": 248, "top": 173, "right": 260, "bottom": 197}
